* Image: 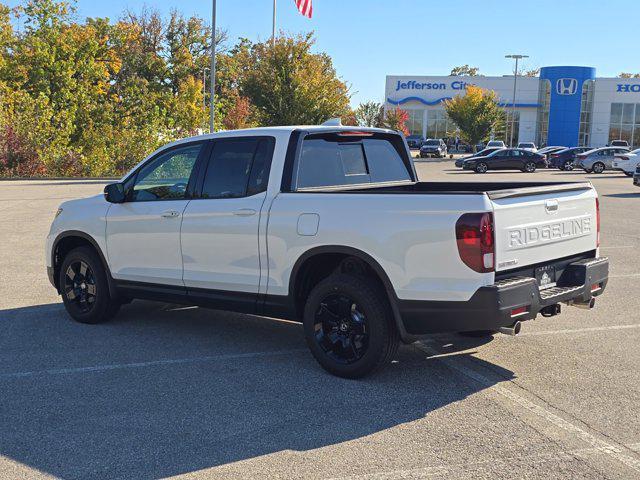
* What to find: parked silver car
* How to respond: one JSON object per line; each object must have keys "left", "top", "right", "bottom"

{"left": 574, "top": 147, "right": 630, "bottom": 173}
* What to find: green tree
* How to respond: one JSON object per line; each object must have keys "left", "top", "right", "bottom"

{"left": 241, "top": 33, "right": 351, "bottom": 125}
{"left": 450, "top": 65, "right": 480, "bottom": 76}
{"left": 443, "top": 85, "right": 503, "bottom": 151}
{"left": 354, "top": 101, "right": 383, "bottom": 127}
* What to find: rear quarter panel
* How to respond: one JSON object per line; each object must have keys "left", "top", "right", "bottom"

{"left": 266, "top": 192, "right": 494, "bottom": 302}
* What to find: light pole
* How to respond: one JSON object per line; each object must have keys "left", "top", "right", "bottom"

{"left": 210, "top": 0, "right": 217, "bottom": 133}
{"left": 505, "top": 54, "right": 528, "bottom": 147}
{"left": 272, "top": 0, "right": 277, "bottom": 48}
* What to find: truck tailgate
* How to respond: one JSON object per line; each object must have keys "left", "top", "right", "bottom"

{"left": 490, "top": 183, "right": 598, "bottom": 272}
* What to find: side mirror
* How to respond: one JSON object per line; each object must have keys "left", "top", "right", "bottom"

{"left": 104, "top": 182, "right": 126, "bottom": 203}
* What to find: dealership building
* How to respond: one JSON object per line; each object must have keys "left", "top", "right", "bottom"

{"left": 385, "top": 66, "right": 640, "bottom": 148}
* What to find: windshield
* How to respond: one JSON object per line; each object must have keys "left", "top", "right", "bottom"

{"left": 424, "top": 140, "right": 440, "bottom": 146}
{"left": 519, "top": 143, "right": 535, "bottom": 148}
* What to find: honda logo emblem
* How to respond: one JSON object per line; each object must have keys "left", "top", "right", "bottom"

{"left": 556, "top": 78, "right": 578, "bottom": 95}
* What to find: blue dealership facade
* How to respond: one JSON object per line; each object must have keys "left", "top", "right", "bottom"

{"left": 385, "top": 66, "right": 640, "bottom": 148}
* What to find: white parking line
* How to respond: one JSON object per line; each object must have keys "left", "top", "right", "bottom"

{"left": 415, "top": 342, "right": 640, "bottom": 474}
{"left": 0, "top": 348, "right": 307, "bottom": 380}
{"left": 519, "top": 324, "right": 640, "bottom": 336}
{"left": 330, "top": 444, "right": 640, "bottom": 479}
{"left": 610, "top": 273, "right": 640, "bottom": 278}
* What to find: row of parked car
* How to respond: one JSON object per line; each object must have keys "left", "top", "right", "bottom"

{"left": 450, "top": 142, "right": 640, "bottom": 180}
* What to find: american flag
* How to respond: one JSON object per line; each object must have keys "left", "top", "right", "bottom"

{"left": 294, "top": 0, "right": 313, "bottom": 18}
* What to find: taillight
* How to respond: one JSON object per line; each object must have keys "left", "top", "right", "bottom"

{"left": 456, "top": 212, "right": 495, "bottom": 273}
{"left": 550, "top": 154, "right": 559, "bottom": 158}
{"left": 619, "top": 156, "right": 629, "bottom": 161}
{"left": 595, "top": 197, "right": 600, "bottom": 247}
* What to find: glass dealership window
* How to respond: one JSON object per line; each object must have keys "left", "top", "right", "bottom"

{"left": 609, "top": 103, "right": 640, "bottom": 147}
{"left": 499, "top": 110, "right": 520, "bottom": 146}
{"left": 535, "top": 80, "right": 551, "bottom": 147}
{"left": 425, "top": 110, "right": 455, "bottom": 139}
{"left": 406, "top": 109, "right": 424, "bottom": 136}
{"left": 579, "top": 80, "right": 594, "bottom": 147}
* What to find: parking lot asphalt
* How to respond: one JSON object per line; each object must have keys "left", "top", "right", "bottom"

{"left": 0, "top": 164, "right": 639, "bottom": 479}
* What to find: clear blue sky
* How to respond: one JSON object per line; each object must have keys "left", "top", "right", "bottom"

{"left": 6, "top": 0, "right": 639, "bottom": 106}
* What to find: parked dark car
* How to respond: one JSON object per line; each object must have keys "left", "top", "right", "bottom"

{"left": 455, "top": 147, "right": 503, "bottom": 167}
{"left": 547, "top": 147, "right": 592, "bottom": 170}
{"left": 406, "top": 135, "right": 424, "bottom": 149}
{"left": 463, "top": 148, "right": 546, "bottom": 173}
{"left": 419, "top": 139, "right": 447, "bottom": 158}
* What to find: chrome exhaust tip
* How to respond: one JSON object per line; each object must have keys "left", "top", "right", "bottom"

{"left": 571, "top": 298, "right": 596, "bottom": 310}
{"left": 499, "top": 321, "right": 522, "bottom": 336}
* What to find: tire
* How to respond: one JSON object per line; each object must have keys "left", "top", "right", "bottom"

{"left": 563, "top": 161, "right": 574, "bottom": 171}
{"left": 303, "top": 273, "right": 399, "bottom": 379}
{"left": 523, "top": 161, "right": 537, "bottom": 173}
{"left": 624, "top": 171, "right": 633, "bottom": 177}
{"left": 475, "top": 162, "right": 488, "bottom": 174}
{"left": 59, "top": 246, "right": 120, "bottom": 324}
{"left": 592, "top": 162, "right": 605, "bottom": 174}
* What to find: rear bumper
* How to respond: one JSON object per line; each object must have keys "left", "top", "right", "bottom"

{"left": 398, "top": 257, "right": 609, "bottom": 335}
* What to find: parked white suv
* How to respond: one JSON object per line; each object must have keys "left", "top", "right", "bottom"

{"left": 46, "top": 126, "right": 609, "bottom": 378}
{"left": 517, "top": 142, "right": 538, "bottom": 153}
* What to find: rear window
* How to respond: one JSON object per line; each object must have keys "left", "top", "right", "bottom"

{"left": 518, "top": 143, "right": 535, "bottom": 148}
{"left": 424, "top": 140, "right": 440, "bottom": 146}
{"left": 295, "top": 134, "right": 412, "bottom": 189}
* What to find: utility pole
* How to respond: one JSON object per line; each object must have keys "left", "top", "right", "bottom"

{"left": 505, "top": 54, "right": 528, "bottom": 147}
{"left": 210, "top": 0, "right": 217, "bottom": 133}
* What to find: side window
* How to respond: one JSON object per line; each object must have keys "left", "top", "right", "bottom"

{"left": 200, "top": 137, "right": 274, "bottom": 199}
{"left": 201, "top": 140, "right": 257, "bottom": 199}
{"left": 130, "top": 144, "right": 201, "bottom": 202}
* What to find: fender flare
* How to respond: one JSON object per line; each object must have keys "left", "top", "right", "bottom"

{"left": 289, "top": 245, "right": 416, "bottom": 343}
{"left": 51, "top": 230, "right": 119, "bottom": 299}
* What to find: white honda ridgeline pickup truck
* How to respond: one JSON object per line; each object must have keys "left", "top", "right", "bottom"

{"left": 46, "top": 126, "right": 609, "bottom": 378}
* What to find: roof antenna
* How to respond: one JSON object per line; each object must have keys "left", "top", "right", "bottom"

{"left": 321, "top": 118, "right": 342, "bottom": 126}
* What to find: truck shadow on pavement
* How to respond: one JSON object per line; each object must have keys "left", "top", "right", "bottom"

{"left": 0, "top": 301, "right": 512, "bottom": 480}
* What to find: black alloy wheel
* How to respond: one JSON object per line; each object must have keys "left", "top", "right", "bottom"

{"left": 303, "top": 273, "right": 399, "bottom": 378}
{"left": 313, "top": 294, "right": 369, "bottom": 365}
{"left": 59, "top": 246, "right": 121, "bottom": 324}
{"left": 524, "top": 161, "right": 537, "bottom": 173}
{"left": 63, "top": 260, "right": 97, "bottom": 314}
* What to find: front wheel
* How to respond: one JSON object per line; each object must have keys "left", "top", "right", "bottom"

{"left": 475, "top": 162, "right": 488, "bottom": 173}
{"left": 59, "top": 246, "right": 120, "bottom": 324}
{"left": 523, "top": 161, "right": 537, "bottom": 173}
{"left": 303, "top": 274, "right": 399, "bottom": 379}
{"left": 592, "top": 162, "right": 605, "bottom": 174}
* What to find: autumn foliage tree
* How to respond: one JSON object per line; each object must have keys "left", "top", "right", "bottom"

{"left": 443, "top": 86, "right": 503, "bottom": 151}
{"left": 0, "top": 1, "right": 352, "bottom": 177}
{"left": 383, "top": 107, "right": 409, "bottom": 136}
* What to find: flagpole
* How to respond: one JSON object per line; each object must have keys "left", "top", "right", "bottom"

{"left": 272, "top": 0, "right": 276, "bottom": 48}
{"left": 210, "top": 0, "right": 217, "bottom": 133}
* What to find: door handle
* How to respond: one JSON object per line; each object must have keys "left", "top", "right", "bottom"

{"left": 161, "top": 210, "right": 180, "bottom": 218}
{"left": 233, "top": 208, "right": 257, "bottom": 217}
